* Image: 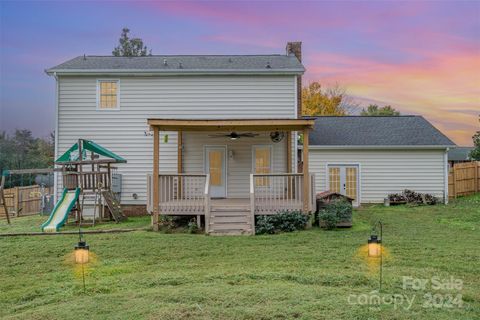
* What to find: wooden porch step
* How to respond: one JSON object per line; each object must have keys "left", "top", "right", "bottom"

{"left": 211, "top": 211, "right": 250, "bottom": 217}
{"left": 209, "top": 230, "right": 252, "bottom": 236}
{"left": 208, "top": 211, "right": 252, "bottom": 235}
{"left": 211, "top": 216, "right": 250, "bottom": 224}
{"left": 210, "top": 221, "right": 250, "bottom": 228}
{"left": 211, "top": 206, "right": 250, "bottom": 212}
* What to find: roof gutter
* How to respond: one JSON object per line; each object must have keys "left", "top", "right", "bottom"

{"left": 44, "top": 68, "right": 305, "bottom": 76}
{"left": 301, "top": 145, "right": 457, "bottom": 150}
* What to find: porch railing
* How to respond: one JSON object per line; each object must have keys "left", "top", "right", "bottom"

{"left": 250, "top": 173, "right": 315, "bottom": 216}
{"left": 147, "top": 173, "right": 210, "bottom": 215}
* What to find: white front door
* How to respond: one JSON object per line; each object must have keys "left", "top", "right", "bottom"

{"left": 328, "top": 165, "right": 359, "bottom": 206}
{"left": 205, "top": 146, "right": 227, "bottom": 198}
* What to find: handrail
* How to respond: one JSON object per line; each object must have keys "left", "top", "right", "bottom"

{"left": 252, "top": 173, "right": 303, "bottom": 177}
{"left": 158, "top": 173, "right": 207, "bottom": 177}
{"left": 204, "top": 174, "right": 210, "bottom": 196}
{"left": 204, "top": 174, "right": 211, "bottom": 234}
{"left": 250, "top": 174, "right": 255, "bottom": 194}
{"left": 249, "top": 174, "right": 255, "bottom": 235}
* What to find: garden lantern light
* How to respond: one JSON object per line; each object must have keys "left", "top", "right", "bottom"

{"left": 75, "top": 240, "right": 89, "bottom": 264}
{"left": 368, "top": 234, "right": 381, "bottom": 257}
{"left": 368, "top": 221, "right": 383, "bottom": 291}
{"left": 74, "top": 229, "right": 89, "bottom": 293}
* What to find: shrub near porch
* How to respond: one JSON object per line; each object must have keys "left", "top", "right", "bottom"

{"left": 0, "top": 195, "right": 479, "bottom": 319}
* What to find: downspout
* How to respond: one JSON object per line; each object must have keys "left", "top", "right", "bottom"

{"left": 294, "top": 75, "right": 298, "bottom": 173}
{"left": 53, "top": 72, "right": 59, "bottom": 203}
{"left": 444, "top": 148, "right": 449, "bottom": 204}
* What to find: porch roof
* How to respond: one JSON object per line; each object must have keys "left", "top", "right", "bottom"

{"left": 147, "top": 118, "right": 315, "bottom": 132}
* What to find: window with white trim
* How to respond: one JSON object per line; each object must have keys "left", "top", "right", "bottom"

{"left": 97, "top": 80, "right": 119, "bottom": 109}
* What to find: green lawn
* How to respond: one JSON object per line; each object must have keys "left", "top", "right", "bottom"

{"left": 1, "top": 196, "right": 479, "bottom": 320}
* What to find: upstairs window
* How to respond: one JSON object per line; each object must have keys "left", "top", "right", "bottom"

{"left": 97, "top": 80, "right": 119, "bottom": 110}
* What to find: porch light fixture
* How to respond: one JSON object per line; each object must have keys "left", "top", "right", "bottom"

{"left": 368, "top": 221, "right": 383, "bottom": 291}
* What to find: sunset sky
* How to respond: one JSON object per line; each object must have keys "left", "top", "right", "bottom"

{"left": 1, "top": 1, "right": 479, "bottom": 145}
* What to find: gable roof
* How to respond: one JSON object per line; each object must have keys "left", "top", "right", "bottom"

{"left": 309, "top": 116, "right": 455, "bottom": 148}
{"left": 46, "top": 54, "right": 305, "bottom": 75}
{"left": 56, "top": 139, "right": 126, "bottom": 163}
{"left": 448, "top": 147, "right": 473, "bottom": 161}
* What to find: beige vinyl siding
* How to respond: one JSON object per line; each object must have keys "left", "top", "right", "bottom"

{"left": 309, "top": 149, "right": 446, "bottom": 203}
{"left": 182, "top": 132, "right": 287, "bottom": 198}
{"left": 56, "top": 75, "right": 296, "bottom": 204}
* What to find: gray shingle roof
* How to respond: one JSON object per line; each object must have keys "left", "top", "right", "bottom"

{"left": 46, "top": 54, "right": 304, "bottom": 74}
{"left": 309, "top": 116, "right": 455, "bottom": 147}
{"left": 448, "top": 147, "right": 473, "bottom": 161}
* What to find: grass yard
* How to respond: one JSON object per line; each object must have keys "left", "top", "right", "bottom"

{"left": 0, "top": 195, "right": 479, "bottom": 320}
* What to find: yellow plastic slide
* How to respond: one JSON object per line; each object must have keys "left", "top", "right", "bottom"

{"left": 41, "top": 188, "right": 80, "bottom": 232}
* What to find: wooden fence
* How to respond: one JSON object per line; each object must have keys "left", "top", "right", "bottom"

{"left": 0, "top": 185, "right": 53, "bottom": 217}
{"left": 448, "top": 161, "right": 480, "bottom": 198}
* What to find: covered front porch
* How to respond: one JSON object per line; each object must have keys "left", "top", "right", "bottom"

{"left": 147, "top": 119, "right": 315, "bottom": 235}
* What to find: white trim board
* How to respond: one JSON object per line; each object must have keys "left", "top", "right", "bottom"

{"left": 302, "top": 145, "right": 454, "bottom": 150}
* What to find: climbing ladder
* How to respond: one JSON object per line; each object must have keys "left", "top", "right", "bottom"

{"left": 102, "top": 190, "right": 127, "bottom": 222}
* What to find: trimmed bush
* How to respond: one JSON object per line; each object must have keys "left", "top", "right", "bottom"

{"left": 318, "top": 210, "right": 338, "bottom": 230}
{"left": 255, "top": 210, "right": 309, "bottom": 235}
{"left": 318, "top": 199, "right": 353, "bottom": 230}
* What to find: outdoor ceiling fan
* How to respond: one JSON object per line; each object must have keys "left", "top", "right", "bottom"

{"left": 208, "top": 132, "right": 259, "bottom": 140}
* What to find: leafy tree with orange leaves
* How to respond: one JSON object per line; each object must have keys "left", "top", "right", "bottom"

{"left": 302, "top": 82, "right": 356, "bottom": 116}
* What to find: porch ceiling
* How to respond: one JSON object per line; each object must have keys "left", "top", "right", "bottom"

{"left": 147, "top": 118, "right": 315, "bottom": 132}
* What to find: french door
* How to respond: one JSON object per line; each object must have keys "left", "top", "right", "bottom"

{"left": 328, "top": 165, "right": 359, "bottom": 206}
{"left": 205, "top": 146, "right": 227, "bottom": 198}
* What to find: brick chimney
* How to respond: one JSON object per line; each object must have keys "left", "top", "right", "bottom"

{"left": 286, "top": 42, "right": 302, "bottom": 118}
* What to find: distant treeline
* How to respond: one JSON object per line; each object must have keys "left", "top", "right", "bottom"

{"left": 0, "top": 130, "right": 54, "bottom": 188}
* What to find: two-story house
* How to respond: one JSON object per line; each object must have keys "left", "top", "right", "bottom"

{"left": 46, "top": 42, "right": 313, "bottom": 234}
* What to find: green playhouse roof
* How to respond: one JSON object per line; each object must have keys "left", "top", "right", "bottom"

{"left": 55, "top": 140, "right": 126, "bottom": 163}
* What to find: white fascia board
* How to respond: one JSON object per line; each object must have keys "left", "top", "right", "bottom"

{"left": 300, "top": 145, "right": 455, "bottom": 150}
{"left": 45, "top": 68, "right": 305, "bottom": 76}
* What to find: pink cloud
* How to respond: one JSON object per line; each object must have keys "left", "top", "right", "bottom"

{"left": 305, "top": 50, "right": 479, "bottom": 145}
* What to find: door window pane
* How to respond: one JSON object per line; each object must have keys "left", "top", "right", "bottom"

{"left": 346, "top": 167, "right": 357, "bottom": 200}
{"left": 254, "top": 147, "right": 271, "bottom": 186}
{"left": 209, "top": 151, "right": 222, "bottom": 186}
{"left": 329, "top": 167, "right": 340, "bottom": 193}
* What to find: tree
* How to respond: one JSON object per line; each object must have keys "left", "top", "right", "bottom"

{"left": 360, "top": 104, "right": 400, "bottom": 116}
{"left": 0, "top": 130, "right": 54, "bottom": 187}
{"left": 112, "top": 28, "right": 151, "bottom": 57}
{"left": 469, "top": 116, "right": 480, "bottom": 160}
{"left": 302, "top": 82, "right": 357, "bottom": 116}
